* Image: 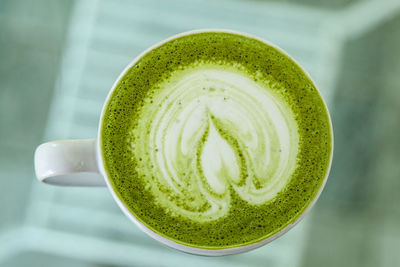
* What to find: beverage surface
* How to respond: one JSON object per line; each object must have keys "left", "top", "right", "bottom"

{"left": 101, "top": 32, "right": 332, "bottom": 248}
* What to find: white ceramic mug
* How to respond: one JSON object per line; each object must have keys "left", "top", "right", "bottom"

{"left": 34, "top": 29, "right": 333, "bottom": 256}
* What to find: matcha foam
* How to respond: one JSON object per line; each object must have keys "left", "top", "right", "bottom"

{"left": 100, "top": 32, "right": 332, "bottom": 249}
{"left": 129, "top": 62, "right": 299, "bottom": 222}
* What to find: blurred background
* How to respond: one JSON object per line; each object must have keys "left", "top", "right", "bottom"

{"left": 1, "top": 0, "right": 400, "bottom": 266}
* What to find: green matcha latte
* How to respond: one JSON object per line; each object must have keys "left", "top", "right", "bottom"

{"left": 100, "top": 31, "right": 332, "bottom": 249}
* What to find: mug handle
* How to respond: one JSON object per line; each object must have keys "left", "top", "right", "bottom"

{"left": 34, "top": 139, "right": 106, "bottom": 186}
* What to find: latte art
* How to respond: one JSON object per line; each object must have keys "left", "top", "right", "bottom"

{"left": 102, "top": 31, "right": 332, "bottom": 248}
{"left": 128, "top": 63, "right": 299, "bottom": 222}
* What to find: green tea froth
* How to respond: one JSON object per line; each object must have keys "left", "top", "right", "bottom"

{"left": 129, "top": 62, "right": 299, "bottom": 222}
{"left": 101, "top": 32, "right": 332, "bottom": 248}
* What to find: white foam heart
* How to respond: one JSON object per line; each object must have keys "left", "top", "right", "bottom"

{"left": 128, "top": 62, "right": 299, "bottom": 222}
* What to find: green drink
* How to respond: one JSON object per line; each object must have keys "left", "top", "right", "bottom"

{"left": 100, "top": 31, "right": 332, "bottom": 249}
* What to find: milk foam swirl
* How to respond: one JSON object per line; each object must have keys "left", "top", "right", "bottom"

{"left": 128, "top": 62, "right": 299, "bottom": 222}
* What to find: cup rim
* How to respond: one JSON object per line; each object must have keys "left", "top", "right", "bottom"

{"left": 96, "top": 28, "right": 334, "bottom": 256}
